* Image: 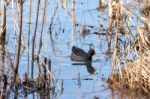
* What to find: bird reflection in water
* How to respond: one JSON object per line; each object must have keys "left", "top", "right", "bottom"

{"left": 85, "top": 61, "right": 96, "bottom": 74}
{"left": 72, "top": 61, "right": 96, "bottom": 74}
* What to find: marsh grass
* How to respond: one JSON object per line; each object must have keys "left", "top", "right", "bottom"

{"left": 108, "top": 0, "right": 150, "bottom": 98}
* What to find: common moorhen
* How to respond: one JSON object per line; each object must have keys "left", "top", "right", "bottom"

{"left": 71, "top": 46, "right": 95, "bottom": 61}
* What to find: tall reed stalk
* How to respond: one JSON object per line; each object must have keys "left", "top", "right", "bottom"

{"left": 106, "top": 0, "right": 112, "bottom": 51}
{"left": 14, "top": 0, "right": 23, "bottom": 80}
{"left": 37, "top": 0, "right": 47, "bottom": 77}
{"left": 0, "top": 0, "right": 6, "bottom": 72}
{"left": 31, "top": 0, "right": 40, "bottom": 79}
{"left": 14, "top": 1, "right": 23, "bottom": 98}
{"left": 64, "top": 0, "right": 67, "bottom": 10}
{"left": 38, "top": 0, "right": 47, "bottom": 54}
{"left": 71, "top": 0, "right": 76, "bottom": 46}
{"left": 137, "top": 27, "right": 144, "bottom": 99}
{"left": 0, "top": 0, "right": 6, "bottom": 45}
{"left": 108, "top": 0, "right": 112, "bottom": 27}
{"left": 27, "top": 0, "right": 33, "bottom": 75}
{"left": 49, "top": 2, "right": 58, "bottom": 52}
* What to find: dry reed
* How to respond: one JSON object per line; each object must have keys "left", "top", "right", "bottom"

{"left": 0, "top": 0, "right": 6, "bottom": 45}
{"left": 71, "top": 0, "right": 76, "bottom": 46}
{"left": 31, "top": 0, "right": 40, "bottom": 79}
{"left": 108, "top": 1, "right": 150, "bottom": 98}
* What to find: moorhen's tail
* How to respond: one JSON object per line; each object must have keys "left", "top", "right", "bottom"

{"left": 72, "top": 46, "right": 87, "bottom": 56}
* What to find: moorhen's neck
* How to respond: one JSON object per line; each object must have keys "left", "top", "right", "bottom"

{"left": 87, "top": 49, "right": 95, "bottom": 60}
{"left": 87, "top": 54, "right": 93, "bottom": 60}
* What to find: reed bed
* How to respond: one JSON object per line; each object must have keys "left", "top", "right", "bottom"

{"left": 108, "top": 52, "right": 150, "bottom": 97}
{"left": 108, "top": 0, "right": 150, "bottom": 98}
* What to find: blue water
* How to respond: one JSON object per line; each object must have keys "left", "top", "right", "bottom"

{"left": 5, "top": 0, "right": 115, "bottom": 98}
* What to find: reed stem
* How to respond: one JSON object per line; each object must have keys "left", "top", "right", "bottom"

{"left": 71, "top": 0, "right": 76, "bottom": 46}
{"left": 14, "top": 0, "right": 23, "bottom": 80}
{"left": 38, "top": 0, "right": 47, "bottom": 54}
{"left": 27, "top": 0, "right": 33, "bottom": 75}
{"left": 31, "top": 0, "right": 40, "bottom": 79}
{"left": 0, "top": 0, "right": 6, "bottom": 45}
